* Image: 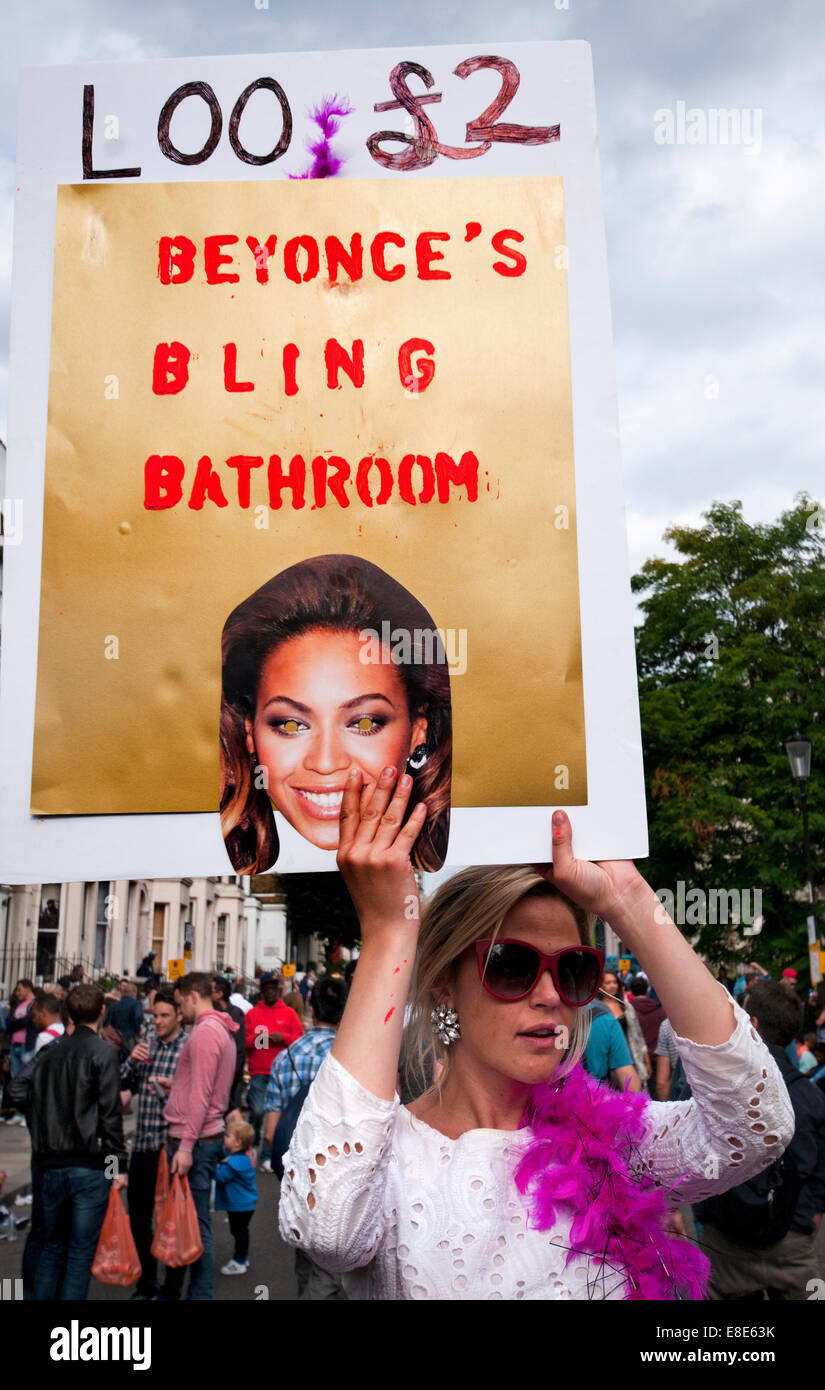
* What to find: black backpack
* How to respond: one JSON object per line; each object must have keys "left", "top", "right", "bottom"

{"left": 271, "top": 1047, "right": 311, "bottom": 1181}
{"left": 697, "top": 1070, "right": 805, "bottom": 1247}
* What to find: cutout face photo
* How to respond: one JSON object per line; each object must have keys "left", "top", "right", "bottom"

{"left": 220, "top": 555, "right": 452, "bottom": 873}
{"left": 246, "top": 630, "right": 428, "bottom": 852}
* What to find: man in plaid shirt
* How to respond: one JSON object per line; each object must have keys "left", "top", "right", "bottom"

{"left": 263, "top": 974, "right": 348, "bottom": 1299}
{"left": 120, "top": 986, "right": 186, "bottom": 1300}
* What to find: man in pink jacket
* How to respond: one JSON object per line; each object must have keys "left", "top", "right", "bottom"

{"left": 159, "top": 972, "right": 238, "bottom": 1301}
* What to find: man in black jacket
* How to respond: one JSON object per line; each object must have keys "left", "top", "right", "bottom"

{"left": 29, "top": 984, "right": 128, "bottom": 1300}
{"left": 698, "top": 980, "right": 825, "bottom": 1299}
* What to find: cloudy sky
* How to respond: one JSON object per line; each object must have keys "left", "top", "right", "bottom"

{"left": 1, "top": 0, "right": 822, "bottom": 577}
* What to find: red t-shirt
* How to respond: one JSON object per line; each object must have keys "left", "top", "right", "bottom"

{"left": 244, "top": 1000, "right": 303, "bottom": 1076}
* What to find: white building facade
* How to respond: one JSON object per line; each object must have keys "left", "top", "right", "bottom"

{"left": 0, "top": 876, "right": 251, "bottom": 989}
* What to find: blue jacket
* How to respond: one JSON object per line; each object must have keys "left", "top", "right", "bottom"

{"left": 214, "top": 1151, "right": 257, "bottom": 1212}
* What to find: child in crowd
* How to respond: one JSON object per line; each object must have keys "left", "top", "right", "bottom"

{"left": 215, "top": 1118, "right": 257, "bottom": 1275}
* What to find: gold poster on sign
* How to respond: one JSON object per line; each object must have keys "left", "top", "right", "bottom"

{"left": 32, "top": 175, "right": 585, "bottom": 820}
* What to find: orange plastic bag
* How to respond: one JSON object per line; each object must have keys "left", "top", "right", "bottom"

{"left": 154, "top": 1146, "right": 169, "bottom": 1226}
{"left": 91, "top": 1185, "right": 142, "bottom": 1287}
{"left": 151, "top": 1172, "right": 203, "bottom": 1267}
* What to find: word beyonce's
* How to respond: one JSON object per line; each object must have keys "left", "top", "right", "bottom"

{"left": 156, "top": 227, "right": 526, "bottom": 289}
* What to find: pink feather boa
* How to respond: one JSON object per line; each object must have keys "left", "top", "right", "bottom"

{"left": 290, "top": 96, "right": 353, "bottom": 180}
{"left": 515, "top": 1064, "right": 710, "bottom": 1300}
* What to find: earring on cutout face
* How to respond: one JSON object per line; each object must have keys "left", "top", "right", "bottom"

{"left": 408, "top": 744, "right": 428, "bottom": 771}
{"left": 431, "top": 1002, "right": 461, "bottom": 1046}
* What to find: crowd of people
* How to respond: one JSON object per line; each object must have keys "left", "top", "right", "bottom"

{"left": 1, "top": 866, "right": 824, "bottom": 1303}
{"left": 0, "top": 962, "right": 340, "bottom": 1300}
{"left": 577, "top": 962, "right": 825, "bottom": 1103}
{"left": 577, "top": 962, "right": 825, "bottom": 1298}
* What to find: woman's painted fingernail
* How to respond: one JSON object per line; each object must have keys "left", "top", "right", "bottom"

{"left": 381, "top": 766, "right": 395, "bottom": 781}
{"left": 400, "top": 773, "right": 412, "bottom": 790}
{"left": 347, "top": 768, "right": 359, "bottom": 781}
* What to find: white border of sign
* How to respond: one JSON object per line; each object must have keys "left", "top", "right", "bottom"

{"left": 1, "top": 40, "right": 647, "bottom": 881}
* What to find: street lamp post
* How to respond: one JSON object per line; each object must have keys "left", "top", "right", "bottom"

{"left": 785, "top": 730, "right": 819, "bottom": 982}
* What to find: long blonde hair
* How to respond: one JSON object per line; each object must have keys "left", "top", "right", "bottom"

{"left": 405, "top": 866, "right": 595, "bottom": 1100}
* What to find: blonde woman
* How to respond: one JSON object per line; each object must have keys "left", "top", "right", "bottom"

{"left": 278, "top": 768, "right": 793, "bottom": 1301}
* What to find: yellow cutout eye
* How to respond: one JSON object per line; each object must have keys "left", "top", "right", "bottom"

{"left": 283, "top": 719, "right": 300, "bottom": 734}
{"left": 356, "top": 717, "right": 374, "bottom": 732}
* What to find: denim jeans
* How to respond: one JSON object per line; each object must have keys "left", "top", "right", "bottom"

{"left": 246, "top": 1074, "right": 271, "bottom": 1162}
{"left": 33, "top": 1166, "right": 109, "bottom": 1301}
{"left": 9, "top": 1043, "right": 34, "bottom": 1077}
{"left": 128, "top": 1148, "right": 161, "bottom": 1297}
{"left": 162, "top": 1135, "right": 223, "bottom": 1301}
{"left": 9, "top": 1045, "right": 34, "bottom": 1118}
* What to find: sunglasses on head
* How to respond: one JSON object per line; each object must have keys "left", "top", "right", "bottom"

{"left": 474, "top": 939, "right": 605, "bottom": 1005}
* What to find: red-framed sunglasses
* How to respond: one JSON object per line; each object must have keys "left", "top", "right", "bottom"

{"left": 475, "top": 939, "right": 605, "bottom": 1006}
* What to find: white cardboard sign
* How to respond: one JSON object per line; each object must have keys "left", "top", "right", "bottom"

{"left": 0, "top": 40, "right": 647, "bottom": 881}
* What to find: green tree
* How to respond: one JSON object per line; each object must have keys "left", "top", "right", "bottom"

{"left": 631, "top": 496, "right": 825, "bottom": 974}
{"left": 284, "top": 872, "right": 361, "bottom": 971}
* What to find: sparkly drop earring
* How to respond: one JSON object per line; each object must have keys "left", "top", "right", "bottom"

{"left": 431, "top": 1002, "right": 460, "bottom": 1046}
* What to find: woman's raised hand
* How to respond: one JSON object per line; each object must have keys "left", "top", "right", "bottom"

{"left": 546, "top": 809, "right": 652, "bottom": 927}
{"left": 549, "top": 811, "right": 737, "bottom": 1048}
{"left": 337, "top": 765, "right": 426, "bottom": 938}
{"left": 333, "top": 766, "right": 425, "bottom": 1097}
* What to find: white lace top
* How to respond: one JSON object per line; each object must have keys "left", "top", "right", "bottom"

{"left": 278, "top": 995, "right": 794, "bottom": 1300}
